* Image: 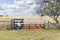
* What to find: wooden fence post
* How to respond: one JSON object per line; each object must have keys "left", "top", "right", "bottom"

{"left": 44, "top": 21, "right": 46, "bottom": 29}
{"left": 48, "top": 21, "right": 49, "bottom": 29}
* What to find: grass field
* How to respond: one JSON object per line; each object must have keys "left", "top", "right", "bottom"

{"left": 0, "top": 29, "right": 60, "bottom": 40}
{"left": 0, "top": 16, "right": 59, "bottom": 28}
{"left": 0, "top": 16, "right": 60, "bottom": 40}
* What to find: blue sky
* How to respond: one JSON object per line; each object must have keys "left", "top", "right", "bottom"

{"left": 0, "top": 0, "right": 43, "bottom": 16}
{"left": 0, "top": 0, "right": 14, "bottom": 4}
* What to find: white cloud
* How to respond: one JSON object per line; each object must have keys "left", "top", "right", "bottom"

{"left": 0, "top": 0, "right": 41, "bottom": 16}
{"left": 14, "top": 0, "right": 24, "bottom": 5}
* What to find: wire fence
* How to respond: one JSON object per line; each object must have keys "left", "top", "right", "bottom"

{"left": 0, "top": 21, "right": 11, "bottom": 29}
{"left": 44, "top": 21, "right": 60, "bottom": 29}
{"left": 0, "top": 21, "right": 60, "bottom": 29}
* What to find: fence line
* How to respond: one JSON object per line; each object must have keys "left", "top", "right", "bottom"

{"left": 44, "top": 21, "right": 60, "bottom": 29}
{"left": 0, "top": 21, "right": 11, "bottom": 22}
{"left": 0, "top": 20, "right": 60, "bottom": 29}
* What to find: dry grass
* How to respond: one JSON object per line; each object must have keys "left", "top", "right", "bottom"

{"left": 0, "top": 29, "right": 60, "bottom": 40}
{"left": 0, "top": 16, "right": 59, "bottom": 29}
{"left": 0, "top": 16, "right": 60, "bottom": 40}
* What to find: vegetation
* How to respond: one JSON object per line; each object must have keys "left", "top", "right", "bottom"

{"left": 0, "top": 29, "right": 59, "bottom": 40}
{"left": 37, "top": 0, "right": 60, "bottom": 23}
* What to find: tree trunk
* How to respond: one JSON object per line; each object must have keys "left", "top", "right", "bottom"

{"left": 55, "top": 18, "right": 59, "bottom": 23}
{"left": 52, "top": 15, "right": 59, "bottom": 29}
{"left": 54, "top": 16, "right": 59, "bottom": 23}
{"left": 50, "top": 15, "right": 59, "bottom": 23}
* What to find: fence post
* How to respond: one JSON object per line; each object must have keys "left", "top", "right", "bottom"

{"left": 44, "top": 21, "right": 46, "bottom": 29}
{"left": 48, "top": 21, "right": 49, "bottom": 29}
{"left": 57, "top": 23, "right": 60, "bottom": 29}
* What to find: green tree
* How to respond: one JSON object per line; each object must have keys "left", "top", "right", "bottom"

{"left": 39, "top": 0, "right": 60, "bottom": 23}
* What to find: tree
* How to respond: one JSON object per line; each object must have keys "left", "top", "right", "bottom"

{"left": 38, "top": 0, "right": 60, "bottom": 23}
